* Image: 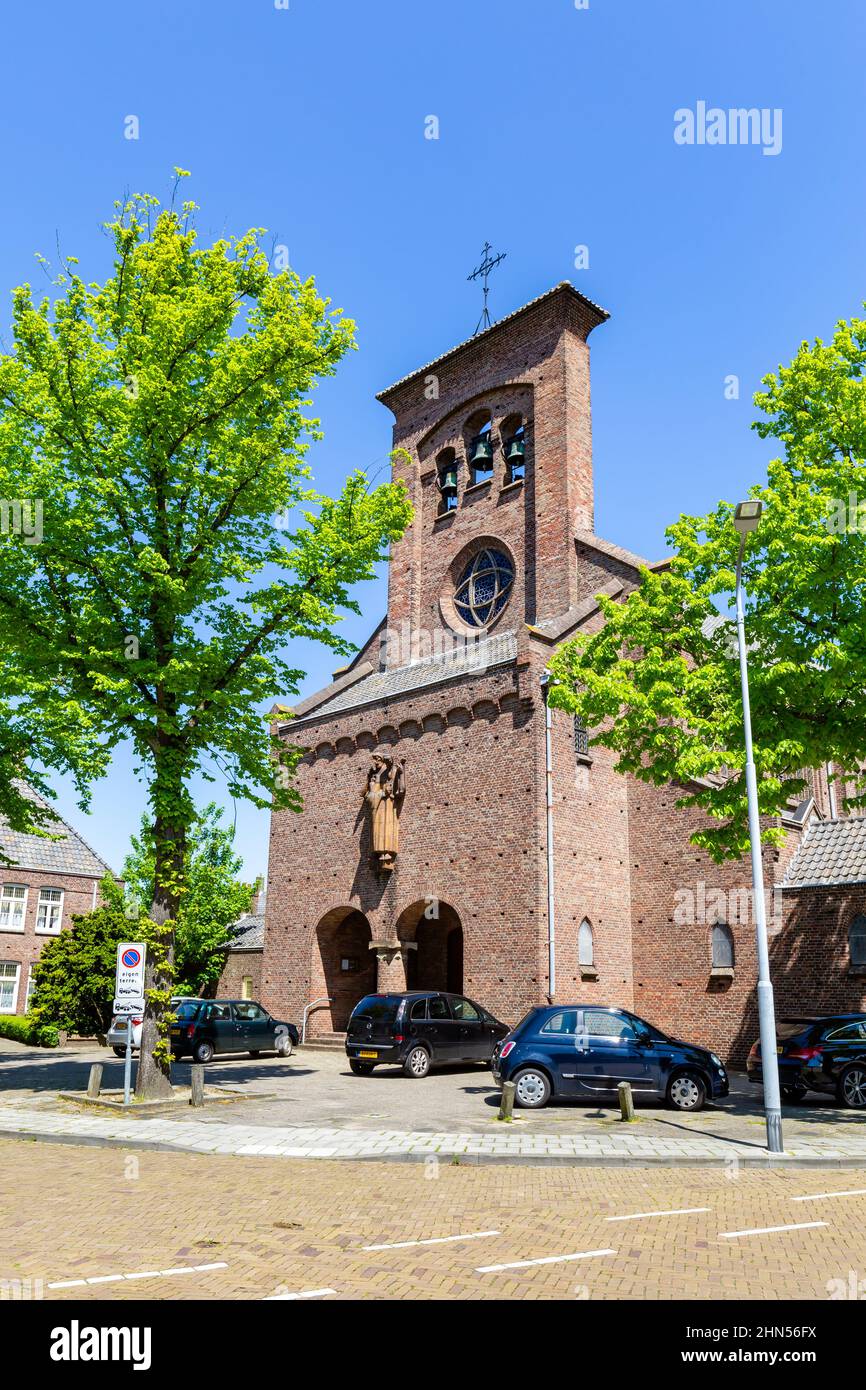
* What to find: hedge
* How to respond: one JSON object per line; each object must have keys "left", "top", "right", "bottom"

{"left": 0, "top": 1015, "right": 60, "bottom": 1047}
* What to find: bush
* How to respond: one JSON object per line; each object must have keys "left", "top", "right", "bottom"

{"left": 0, "top": 1014, "right": 59, "bottom": 1047}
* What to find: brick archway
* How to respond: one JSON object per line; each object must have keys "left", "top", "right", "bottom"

{"left": 311, "top": 906, "right": 376, "bottom": 1034}
{"left": 396, "top": 900, "right": 464, "bottom": 995}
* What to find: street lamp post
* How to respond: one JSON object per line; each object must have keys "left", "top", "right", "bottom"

{"left": 733, "top": 499, "right": 784, "bottom": 1154}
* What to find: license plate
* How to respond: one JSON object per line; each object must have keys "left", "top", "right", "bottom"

{"left": 776, "top": 1046, "right": 783, "bottom": 1054}
{"left": 358, "top": 1050, "right": 377, "bottom": 1059}
{"left": 116, "top": 1020, "right": 127, "bottom": 1030}
{"left": 170, "top": 1027, "right": 181, "bottom": 1036}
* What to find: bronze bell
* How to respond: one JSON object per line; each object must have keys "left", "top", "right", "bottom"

{"left": 468, "top": 434, "right": 493, "bottom": 464}
{"left": 505, "top": 435, "right": 525, "bottom": 462}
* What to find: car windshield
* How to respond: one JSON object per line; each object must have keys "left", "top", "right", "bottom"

{"left": 174, "top": 1002, "right": 200, "bottom": 1021}
{"left": 351, "top": 995, "right": 400, "bottom": 1023}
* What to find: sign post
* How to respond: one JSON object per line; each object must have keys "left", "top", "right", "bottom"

{"left": 114, "top": 943, "right": 146, "bottom": 1107}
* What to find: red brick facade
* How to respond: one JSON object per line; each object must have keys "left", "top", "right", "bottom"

{"left": 261, "top": 283, "right": 866, "bottom": 1064}
{"left": 0, "top": 871, "right": 106, "bottom": 1015}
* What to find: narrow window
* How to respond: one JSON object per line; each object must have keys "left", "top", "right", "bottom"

{"left": 578, "top": 918, "right": 594, "bottom": 967}
{"left": 711, "top": 923, "right": 735, "bottom": 970}
{"left": 849, "top": 915, "right": 866, "bottom": 968}
{"left": 36, "top": 887, "right": 64, "bottom": 934}
{"left": 574, "top": 717, "right": 589, "bottom": 758}
{"left": 241, "top": 975, "right": 254, "bottom": 1001}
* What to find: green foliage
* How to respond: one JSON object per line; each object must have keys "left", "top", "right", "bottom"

{"left": 28, "top": 878, "right": 151, "bottom": 1035}
{"left": 549, "top": 310, "right": 866, "bottom": 862}
{"left": 0, "top": 176, "right": 412, "bottom": 1091}
{"left": 123, "top": 802, "right": 255, "bottom": 995}
{"left": 0, "top": 1014, "right": 59, "bottom": 1047}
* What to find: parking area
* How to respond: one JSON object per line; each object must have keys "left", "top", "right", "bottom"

{"left": 1, "top": 1035, "right": 865, "bottom": 1150}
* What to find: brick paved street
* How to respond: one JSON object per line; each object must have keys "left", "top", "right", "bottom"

{"left": 3, "top": 1137, "right": 866, "bottom": 1301}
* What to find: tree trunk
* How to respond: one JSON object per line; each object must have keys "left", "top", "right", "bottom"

{"left": 135, "top": 796, "right": 186, "bottom": 1100}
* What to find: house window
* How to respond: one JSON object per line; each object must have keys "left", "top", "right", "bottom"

{"left": 711, "top": 923, "right": 735, "bottom": 970}
{"left": 578, "top": 918, "right": 594, "bottom": 967}
{"left": 0, "top": 886, "right": 27, "bottom": 933}
{"left": 36, "top": 888, "right": 64, "bottom": 935}
{"left": 849, "top": 915, "right": 866, "bottom": 968}
{"left": 574, "top": 717, "right": 589, "bottom": 758}
{"left": 241, "top": 974, "right": 254, "bottom": 1001}
{"left": 0, "top": 962, "right": 20, "bottom": 1012}
{"left": 24, "top": 968, "right": 37, "bottom": 1012}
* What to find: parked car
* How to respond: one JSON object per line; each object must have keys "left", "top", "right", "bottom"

{"left": 169, "top": 999, "right": 299, "bottom": 1064}
{"left": 345, "top": 991, "right": 510, "bottom": 1077}
{"left": 106, "top": 997, "right": 198, "bottom": 1056}
{"left": 746, "top": 1014, "right": 866, "bottom": 1108}
{"left": 492, "top": 1005, "right": 729, "bottom": 1111}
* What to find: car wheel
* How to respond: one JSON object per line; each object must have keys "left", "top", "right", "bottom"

{"left": 403, "top": 1045, "right": 431, "bottom": 1078}
{"left": 276, "top": 1034, "right": 293, "bottom": 1058}
{"left": 667, "top": 1071, "right": 706, "bottom": 1112}
{"left": 350, "top": 1060, "right": 374, "bottom": 1076}
{"left": 781, "top": 1083, "right": 809, "bottom": 1104}
{"left": 193, "top": 1040, "right": 214, "bottom": 1064}
{"left": 112, "top": 1046, "right": 126, "bottom": 1058}
{"left": 513, "top": 1067, "right": 551, "bottom": 1109}
{"left": 838, "top": 1063, "right": 866, "bottom": 1109}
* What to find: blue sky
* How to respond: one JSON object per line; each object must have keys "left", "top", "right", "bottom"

{"left": 2, "top": 0, "right": 864, "bottom": 883}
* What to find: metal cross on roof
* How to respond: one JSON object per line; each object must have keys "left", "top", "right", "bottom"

{"left": 467, "top": 241, "right": 507, "bottom": 335}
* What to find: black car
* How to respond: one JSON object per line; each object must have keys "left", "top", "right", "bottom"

{"left": 345, "top": 991, "right": 510, "bottom": 1077}
{"left": 170, "top": 999, "right": 299, "bottom": 1064}
{"left": 747, "top": 1014, "right": 866, "bottom": 1108}
{"left": 492, "top": 1005, "right": 729, "bottom": 1111}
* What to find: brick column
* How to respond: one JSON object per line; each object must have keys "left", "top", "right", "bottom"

{"left": 371, "top": 942, "right": 415, "bottom": 992}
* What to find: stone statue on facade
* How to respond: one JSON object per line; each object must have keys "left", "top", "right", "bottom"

{"left": 363, "top": 753, "right": 406, "bottom": 873}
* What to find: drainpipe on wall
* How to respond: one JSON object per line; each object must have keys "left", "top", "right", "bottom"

{"left": 541, "top": 674, "right": 557, "bottom": 1003}
{"left": 826, "top": 764, "right": 838, "bottom": 821}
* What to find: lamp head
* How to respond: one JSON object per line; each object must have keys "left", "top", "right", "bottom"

{"left": 733, "top": 499, "right": 762, "bottom": 535}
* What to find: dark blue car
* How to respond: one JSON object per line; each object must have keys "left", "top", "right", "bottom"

{"left": 492, "top": 1005, "right": 729, "bottom": 1111}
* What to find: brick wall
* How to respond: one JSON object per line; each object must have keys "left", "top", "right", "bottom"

{"left": 0, "top": 871, "right": 102, "bottom": 1014}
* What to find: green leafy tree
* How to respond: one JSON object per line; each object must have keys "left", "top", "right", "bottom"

{"left": 549, "top": 310, "right": 866, "bottom": 862}
{"left": 0, "top": 175, "right": 412, "bottom": 1094}
{"left": 30, "top": 878, "right": 151, "bottom": 1036}
{"left": 123, "top": 802, "right": 256, "bottom": 996}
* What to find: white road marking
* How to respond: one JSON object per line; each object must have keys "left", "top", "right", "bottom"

{"left": 363, "top": 1229, "right": 500, "bottom": 1251}
{"left": 264, "top": 1287, "right": 336, "bottom": 1301}
{"left": 792, "top": 1188, "right": 866, "bottom": 1203}
{"left": 606, "top": 1207, "right": 711, "bottom": 1223}
{"left": 719, "top": 1222, "right": 828, "bottom": 1240}
{"left": 46, "top": 1261, "right": 227, "bottom": 1288}
{"left": 476, "top": 1248, "right": 616, "bottom": 1274}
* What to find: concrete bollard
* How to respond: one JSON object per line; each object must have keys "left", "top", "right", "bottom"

{"left": 618, "top": 1080, "right": 636, "bottom": 1122}
{"left": 87, "top": 1063, "right": 103, "bottom": 1099}
{"left": 190, "top": 1064, "right": 205, "bottom": 1108}
{"left": 498, "top": 1080, "right": 516, "bottom": 1122}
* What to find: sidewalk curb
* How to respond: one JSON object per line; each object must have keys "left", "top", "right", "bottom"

{"left": 2, "top": 1125, "right": 866, "bottom": 1168}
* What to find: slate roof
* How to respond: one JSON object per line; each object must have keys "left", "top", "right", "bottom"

{"left": 227, "top": 914, "right": 264, "bottom": 951}
{"left": 782, "top": 818, "right": 866, "bottom": 889}
{"left": 0, "top": 785, "right": 115, "bottom": 878}
{"left": 287, "top": 628, "right": 519, "bottom": 727}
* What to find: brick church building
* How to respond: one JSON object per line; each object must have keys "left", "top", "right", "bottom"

{"left": 261, "top": 282, "right": 866, "bottom": 1064}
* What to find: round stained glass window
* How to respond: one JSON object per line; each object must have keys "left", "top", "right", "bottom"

{"left": 453, "top": 548, "right": 514, "bottom": 628}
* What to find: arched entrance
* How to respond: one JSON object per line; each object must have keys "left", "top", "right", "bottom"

{"left": 312, "top": 906, "right": 376, "bottom": 1033}
{"left": 396, "top": 900, "right": 464, "bottom": 994}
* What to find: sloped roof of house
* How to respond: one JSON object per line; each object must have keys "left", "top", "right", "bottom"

{"left": 0, "top": 785, "right": 115, "bottom": 879}
{"left": 227, "top": 914, "right": 264, "bottom": 951}
{"left": 782, "top": 817, "right": 866, "bottom": 889}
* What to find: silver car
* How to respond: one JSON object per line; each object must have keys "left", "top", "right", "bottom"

{"left": 106, "top": 998, "right": 194, "bottom": 1056}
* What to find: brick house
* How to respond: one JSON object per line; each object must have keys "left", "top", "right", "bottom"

{"left": 261, "top": 281, "right": 866, "bottom": 1063}
{"left": 0, "top": 789, "right": 115, "bottom": 1015}
{"left": 215, "top": 913, "right": 264, "bottom": 1002}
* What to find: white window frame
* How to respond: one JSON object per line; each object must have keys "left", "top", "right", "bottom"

{"left": 0, "top": 885, "right": 28, "bottom": 934}
{"left": 35, "top": 887, "right": 64, "bottom": 935}
{"left": 24, "top": 967, "right": 37, "bottom": 1012}
{"left": 0, "top": 961, "right": 21, "bottom": 1012}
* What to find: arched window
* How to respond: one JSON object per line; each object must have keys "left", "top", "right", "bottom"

{"left": 501, "top": 414, "right": 526, "bottom": 484}
{"left": 436, "top": 448, "right": 458, "bottom": 514}
{"left": 711, "top": 923, "right": 735, "bottom": 970}
{"left": 465, "top": 412, "right": 494, "bottom": 486}
{"left": 453, "top": 548, "right": 514, "bottom": 628}
{"left": 578, "top": 918, "right": 594, "bottom": 967}
{"left": 849, "top": 915, "right": 866, "bottom": 968}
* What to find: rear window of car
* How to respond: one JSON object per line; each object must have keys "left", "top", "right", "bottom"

{"left": 776, "top": 1019, "right": 817, "bottom": 1040}
{"left": 351, "top": 995, "right": 401, "bottom": 1023}
{"left": 174, "top": 1002, "right": 201, "bottom": 1021}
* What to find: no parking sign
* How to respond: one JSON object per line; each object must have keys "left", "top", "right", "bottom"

{"left": 114, "top": 941, "right": 147, "bottom": 1013}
